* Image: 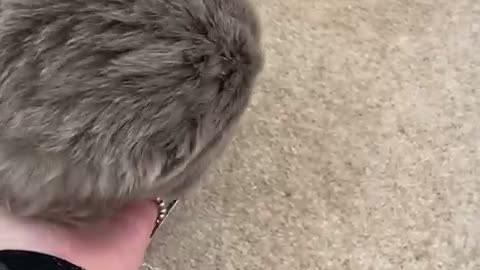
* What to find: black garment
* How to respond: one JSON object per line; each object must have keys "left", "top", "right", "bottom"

{"left": 0, "top": 251, "right": 83, "bottom": 270}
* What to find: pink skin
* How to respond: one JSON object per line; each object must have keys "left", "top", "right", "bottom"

{"left": 0, "top": 201, "right": 157, "bottom": 270}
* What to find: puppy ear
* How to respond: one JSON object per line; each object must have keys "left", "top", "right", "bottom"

{"left": 124, "top": 127, "right": 198, "bottom": 188}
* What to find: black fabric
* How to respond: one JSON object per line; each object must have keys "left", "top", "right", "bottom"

{"left": 0, "top": 251, "right": 84, "bottom": 270}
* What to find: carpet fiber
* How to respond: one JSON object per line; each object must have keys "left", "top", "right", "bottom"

{"left": 146, "top": 0, "right": 480, "bottom": 269}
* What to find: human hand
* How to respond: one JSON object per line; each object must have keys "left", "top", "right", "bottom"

{"left": 0, "top": 201, "right": 157, "bottom": 270}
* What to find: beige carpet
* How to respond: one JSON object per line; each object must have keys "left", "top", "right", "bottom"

{"left": 145, "top": 0, "right": 480, "bottom": 269}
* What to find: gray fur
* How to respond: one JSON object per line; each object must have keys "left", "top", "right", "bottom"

{"left": 0, "top": 0, "right": 263, "bottom": 224}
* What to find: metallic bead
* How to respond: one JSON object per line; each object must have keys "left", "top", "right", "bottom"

{"left": 151, "top": 199, "right": 179, "bottom": 237}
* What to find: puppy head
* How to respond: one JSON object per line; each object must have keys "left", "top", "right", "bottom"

{"left": 0, "top": 0, "right": 263, "bottom": 221}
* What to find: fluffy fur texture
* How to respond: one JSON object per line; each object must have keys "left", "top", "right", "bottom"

{"left": 0, "top": 0, "right": 263, "bottom": 224}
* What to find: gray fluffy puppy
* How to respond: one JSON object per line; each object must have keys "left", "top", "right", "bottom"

{"left": 0, "top": 0, "right": 263, "bottom": 224}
